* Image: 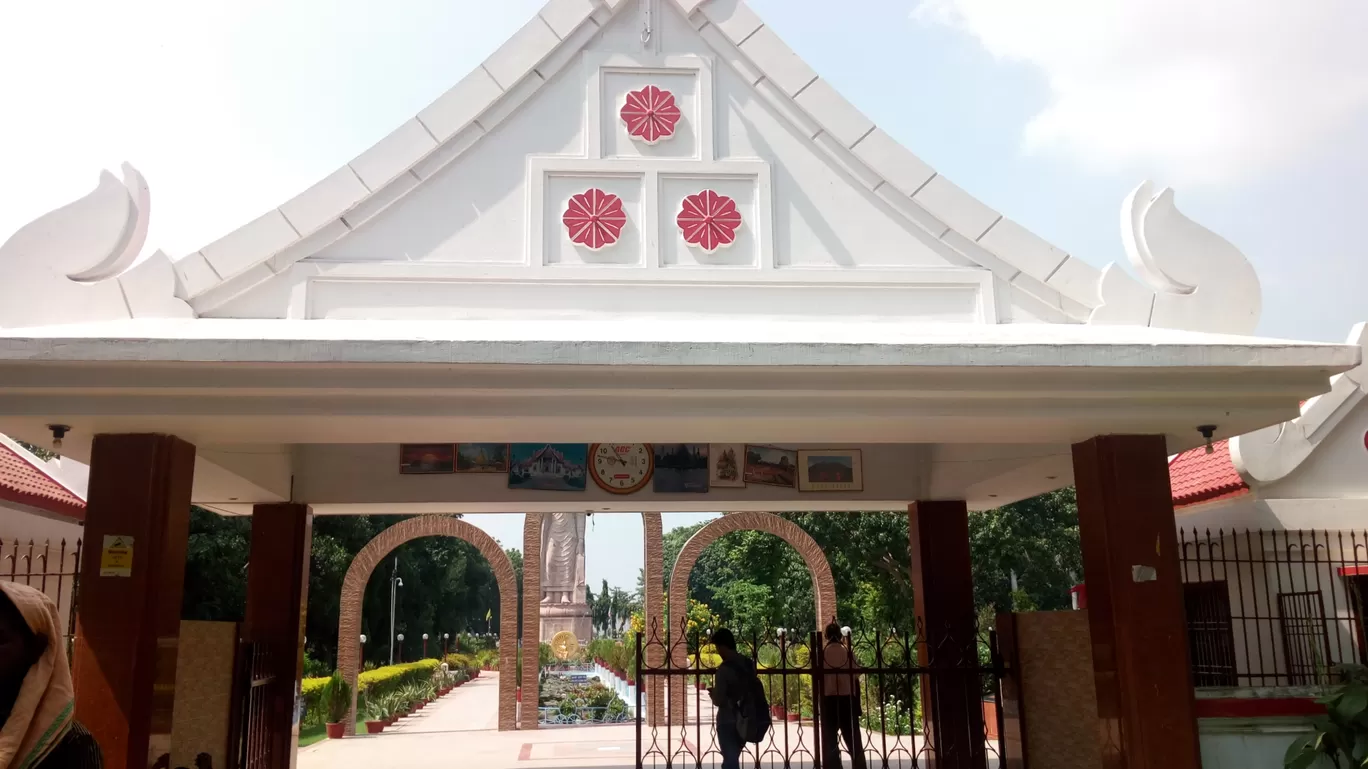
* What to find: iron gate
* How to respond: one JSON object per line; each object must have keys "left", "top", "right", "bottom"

{"left": 227, "top": 641, "right": 276, "bottom": 769}
{"left": 635, "top": 620, "right": 1005, "bottom": 768}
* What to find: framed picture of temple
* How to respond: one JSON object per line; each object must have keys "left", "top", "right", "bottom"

{"left": 457, "top": 443, "right": 510, "bottom": 473}
{"left": 653, "top": 443, "right": 709, "bottom": 493}
{"left": 744, "top": 445, "right": 797, "bottom": 488}
{"left": 709, "top": 443, "right": 745, "bottom": 488}
{"left": 798, "top": 449, "right": 863, "bottom": 492}
{"left": 509, "top": 444, "right": 588, "bottom": 491}
{"left": 399, "top": 443, "right": 456, "bottom": 474}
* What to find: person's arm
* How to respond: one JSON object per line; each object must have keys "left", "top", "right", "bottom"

{"left": 711, "top": 662, "right": 736, "bottom": 707}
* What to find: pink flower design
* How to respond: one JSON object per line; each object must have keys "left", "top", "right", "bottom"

{"left": 563, "top": 188, "right": 627, "bottom": 251}
{"left": 620, "top": 85, "right": 682, "bottom": 144}
{"left": 677, "top": 190, "right": 742, "bottom": 253}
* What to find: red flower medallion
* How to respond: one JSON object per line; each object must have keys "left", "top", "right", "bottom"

{"left": 677, "top": 190, "right": 742, "bottom": 253}
{"left": 620, "top": 85, "right": 682, "bottom": 144}
{"left": 563, "top": 188, "right": 627, "bottom": 251}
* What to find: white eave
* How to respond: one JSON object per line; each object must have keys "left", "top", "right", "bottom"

{"left": 171, "top": 0, "right": 1097, "bottom": 320}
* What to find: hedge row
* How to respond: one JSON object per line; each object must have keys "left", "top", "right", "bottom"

{"left": 301, "top": 659, "right": 441, "bottom": 726}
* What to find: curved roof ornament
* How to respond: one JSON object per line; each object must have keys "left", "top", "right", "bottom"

{"left": 1231, "top": 322, "right": 1368, "bottom": 484}
{"left": 0, "top": 164, "right": 192, "bottom": 328}
{"left": 1090, "top": 181, "right": 1261, "bottom": 334}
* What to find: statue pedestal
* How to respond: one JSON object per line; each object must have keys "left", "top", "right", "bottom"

{"left": 540, "top": 603, "right": 592, "bottom": 644}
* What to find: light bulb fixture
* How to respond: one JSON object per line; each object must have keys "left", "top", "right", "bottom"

{"left": 360, "top": 634, "right": 367, "bottom": 644}
{"left": 423, "top": 633, "right": 429, "bottom": 640}
{"left": 47, "top": 424, "right": 69, "bottom": 456}
{"left": 841, "top": 626, "right": 851, "bottom": 637}
{"left": 444, "top": 633, "right": 449, "bottom": 640}
{"left": 397, "top": 633, "right": 405, "bottom": 642}
{"left": 1197, "top": 425, "right": 1218, "bottom": 454}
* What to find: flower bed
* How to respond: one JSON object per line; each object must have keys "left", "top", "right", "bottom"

{"left": 301, "top": 659, "right": 441, "bottom": 727}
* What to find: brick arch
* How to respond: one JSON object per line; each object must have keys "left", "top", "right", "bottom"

{"left": 666, "top": 512, "right": 838, "bottom": 724}
{"left": 668, "top": 512, "right": 838, "bottom": 639}
{"left": 337, "top": 516, "right": 519, "bottom": 732}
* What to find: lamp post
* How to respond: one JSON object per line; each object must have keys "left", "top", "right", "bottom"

{"left": 397, "top": 633, "right": 405, "bottom": 663}
{"left": 389, "top": 557, "right": 403, "bottom": 665}
{"left": 443, "top": 632, "right": 450, "bottom": 658}
{"left": 422, "top": 633, "right": 429, "bottom": 659}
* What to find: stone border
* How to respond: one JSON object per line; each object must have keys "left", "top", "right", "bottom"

{"left": 336, "top": 516, "right": 520, "bottom": 732}
{"left": 666, "top": 511, "right": 837, "bottom": 724}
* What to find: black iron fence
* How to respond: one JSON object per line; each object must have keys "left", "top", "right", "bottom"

{"left": 228, "top": 641, "right": 276, "bottom": 769}
{"left": 0, "top": 537, "right": 81, "bottom": 654}
{"left": 635, "top": 619, "right": 1004, "bottom": 768}
{"left": 1179, "top": 528, "right": 1368, "bottom": 688}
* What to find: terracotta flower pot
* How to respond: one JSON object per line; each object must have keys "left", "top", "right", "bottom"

{"left": 415, "top": 702, "right": 425, "bottom": 711}
{"left": 325, "top": 722, "right": 346, "bottom": 739}
{"left": 365, "top": 720, "right": 384, "bottom": 734}
{"left": 786, "top": 712, "right": 801, "bottom": 723}
{"left": 771, "top": 705, "right": 786, "bottom": 719}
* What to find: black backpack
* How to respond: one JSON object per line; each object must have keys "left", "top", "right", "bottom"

{"left": 729, "top": 659, "right": 772, "bottom": 744}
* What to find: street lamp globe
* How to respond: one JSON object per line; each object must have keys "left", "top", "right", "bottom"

{"left": 423, "top": 633, "right": 429, "bottom": 640}
{"left": 360, "top": 634, "right": 367, "bottom": 644}
{"left": 397, "top": 633, "right": 405, "bottom": 642}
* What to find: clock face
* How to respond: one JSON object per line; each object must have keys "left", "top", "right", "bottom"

{"left": 589, "top": 443, "right": 654, "bottom": 494}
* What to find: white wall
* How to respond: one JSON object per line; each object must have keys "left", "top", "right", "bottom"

{"left": 1266, "top": 399, "right": 1368, "bottom": 500}
{"left": 0, "top": 504, "right": 83, "bottom": 635}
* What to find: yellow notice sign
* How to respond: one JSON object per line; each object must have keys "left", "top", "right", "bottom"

{"left": 99, "top": 535, "right": 134, "bottom": 577}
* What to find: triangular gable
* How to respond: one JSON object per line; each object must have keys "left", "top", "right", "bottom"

{"left": 0, "top": 0, "right": 1261, "bottom": 333}
{"left": 171, "top": 0, "right": 1101, "bottom": 322}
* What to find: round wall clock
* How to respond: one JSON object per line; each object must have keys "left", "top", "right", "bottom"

{"left": 589, "top": 443, "right": 654, "bottom": 494}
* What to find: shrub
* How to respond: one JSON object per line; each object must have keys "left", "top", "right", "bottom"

{"left": 300, "top": 660, "right": 440, "bottom": 727}
{"left": 325, "top": 671, "right": 351, "bottom": 725}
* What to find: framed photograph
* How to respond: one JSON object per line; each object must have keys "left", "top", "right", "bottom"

{"left": 399, "top": 444, "right": 456, "bottom": 474}
{"left": 798, "top": 449, "right": 863, "bottom": 492}
{"left": 743, "top": 445, "right": 798, "bottom": 488}
{"left": 709, "top": 443, "right": 746, "bottom": 488}
{"left": 653, "top": 444, "right": 710, "bottom": 493}
{"left": 457, "top": 443, "right": 510, "bottom": 473}
{"left": 509, "top": 444, "right": 588, "bottom": 491}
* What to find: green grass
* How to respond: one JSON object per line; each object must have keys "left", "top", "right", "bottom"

{"left": 298, "top": 720, "right": 368, "bottom": 748}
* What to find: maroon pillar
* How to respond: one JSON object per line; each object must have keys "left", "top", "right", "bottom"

{"left": 908, "top": 501, "right": 987, "bottom": 769}
{"left": 73, "top": 434, "right": 196, "bottom": 769}
{"left": 1072, "top": 435, "right": 1200, "bottom": 769}
{"left": 244, "top": 503, "right": 313, "bottom": 769}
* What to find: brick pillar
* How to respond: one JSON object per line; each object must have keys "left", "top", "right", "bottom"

{"left": 642, "top": 512, "right": 665, "bottom": 727}
{"left": 521, "top": 513, "right": 544, "bottom": 730}
{"left": 73, "top": 434, "right": 195, "bottom": 769}
{"left": 908, "top": 501, "right": 986, "bottom": 769}
{"left": 1072, "top": 435, "right": 1200, "bottom": 769}
{"left": 244, "top": 503, "right": 312, "bottom": 769}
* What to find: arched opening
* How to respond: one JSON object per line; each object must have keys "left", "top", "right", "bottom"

{"left": 666, "top": 512, "right": 838, "bottom": 723}
{"left": 336, "top": 516, "right": 520, "bottom": 732}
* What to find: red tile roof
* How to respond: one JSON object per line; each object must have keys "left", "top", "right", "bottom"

{"left": 0, "top": 442, "right": 85, "bottom": 520}
{"left": 1169, "top": 439, "right": 1250, "bottom": 508}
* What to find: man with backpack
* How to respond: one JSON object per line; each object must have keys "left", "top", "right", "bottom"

{"left": 707, "top": 628, "right": 770, "bottom": 769}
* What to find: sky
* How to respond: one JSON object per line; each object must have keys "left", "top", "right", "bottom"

{"left": 3, "top": 0, "right": 1367, "bottom": 589}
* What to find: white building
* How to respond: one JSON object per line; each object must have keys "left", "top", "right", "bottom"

{"left": 0, "top": 0, "right": 1361, "bottom": 766}
{"left": 0, "top": 434, "right": 87, "bottom": 636}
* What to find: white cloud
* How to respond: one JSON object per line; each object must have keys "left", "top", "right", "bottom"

{"left": 914, "top": 0, "right": 1368, "bottom": 185}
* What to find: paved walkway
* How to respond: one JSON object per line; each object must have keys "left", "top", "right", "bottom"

{"left": 298, "top": 673, "right": 639, "bottom": 769}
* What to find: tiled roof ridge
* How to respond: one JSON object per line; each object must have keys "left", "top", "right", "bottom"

{"left": 1169, "top": 438, "right": 1249, "bottom": 508}
{"left": 0, "top": 435, "right": 86, "bottom": 521}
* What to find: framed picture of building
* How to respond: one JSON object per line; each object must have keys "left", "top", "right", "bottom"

{"left": 744, "top": 445, "right": 797, "bottom": 488}
{"left": 709, "top": 443, "right": 746, "bottom": 488}
{"left": 653, "top": 443, "right": 710, "bottom": 493}
{"left": 457, "top": 443, "right": 510, "bottom": 473}
{"left": 509, "top": 444, "right": 588, "bottom": 491}
{"left": 399, "top": 444, "right": 456, "bottom": 474}
{"left": 798, "top": 449, "right": 863, "bottom": 492}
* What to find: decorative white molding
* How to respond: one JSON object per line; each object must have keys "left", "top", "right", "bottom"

{"left": 1231, "top": 322, "right": 1368, "bottom": 484}
{"left": 1090, "top": 181, "right": 1261, "bottom": 334}
{"left": 0, "top": 164, "right": 192, "bottom": 328}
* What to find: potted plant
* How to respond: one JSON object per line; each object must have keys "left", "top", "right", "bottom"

{"left": 364, "top": 699, "right": 386, "bottom": 734}
{"left": 324, "top": 671, "right": 351, "bottom": 739}
{"left": 1285, "top": 664, "right": 1368, "bottom": 768}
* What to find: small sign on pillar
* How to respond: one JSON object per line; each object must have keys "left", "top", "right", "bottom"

{"left": 99, "top": 535, "right": 134, "bottom": 577}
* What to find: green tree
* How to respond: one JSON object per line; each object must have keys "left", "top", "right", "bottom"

{"left": 969, "top": 488, "right": 1082, "bottom": 615}
{"left": 181, "top": 506, "right": 251, "bottom": 621}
